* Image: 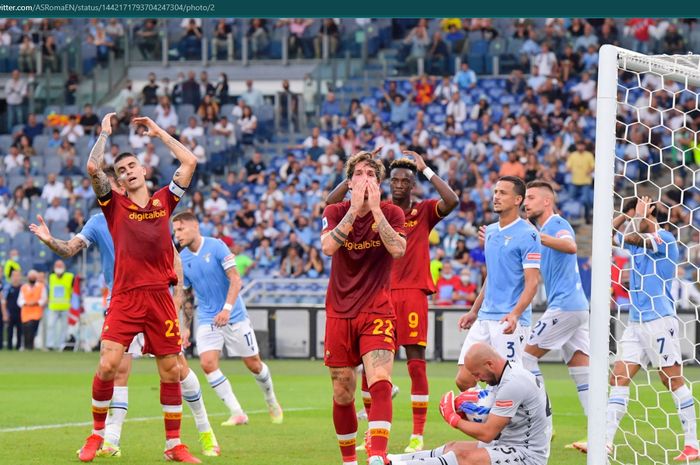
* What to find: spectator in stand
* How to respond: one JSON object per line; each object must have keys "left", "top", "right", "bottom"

{"left": 128, "top": 124, "right": 150, "bottom": 150}
{"left": 211, "top": 19, "right": 232, "bottom": 60}
{"left": 320, "top": 92, "right": 341, "bottom": 132}
{"left": 571, "top": 71, "right": 597, "bottom": 103}
{"left": 566, "top": 141, "right": 595, "bottom": 223}
{"left": 18, "top": 35, "right": 36, "bottom": 73}
{"left": 136, "top": 19, "right": 160, "bottom": 60}
{"left": 181, "top": 70, "right": 201, "bottom": 107}
{"left": 280, "top": 247, "right": 304, "bottom": 278}
{"left": 41, "top": 34, "right": 60, "bottom": 73}
{"left": 432, "top": 76, "right": 457, "bottom": 104}
{"left": 234, "top": 107, "right": 255, "bottom": 146}
{"left": 203, "top": 189, "right": 228, "bottom": 217}
{"left": 142, "top": 72, "right": 159, "bottom": 105}
{"left": 180, "top": 115, "right": 204, "bottom": 141}
{"left": 22, "top": 113, "right": 43, "bottom": 145}
{"left": 0, "top": 208, "right": 23, "bottom": 237}
{"left": 93, "top": 25, "right": 114, "bottom": 66}
{"left": 241, "top": 79, "right": 264, "bottom": 110}
{"left": 179, "top": 18, "right": 202, "bottom": 59}
{"left": 136, "top": 142, "right": 160, "bottom": 169}
{"left": 446, "top": 92, "right": 467, "bottom": 124}
{"left": 155, "top": 98, "right": 179, "bottom": 129}
{"left": 212, "top": 115, "right": 237, "bottom": 147}
{"left": 44, "top": 197, "right": 69, "bottom": 225}
{"left": 59, "top": 157, "right": 83, "bottom": 176}
{"left": 574, "top": 22, "right": 599, "bottom": 52}
{"left": 402, "top": 20, "right": 430, "bottom": 73}
{"left": 41, "top": 173, "right": 66, "bottom": 202}
{"left": 198, "top": 70, "right": 215, "bottom": 99}
{"left": 315, "top": 18, "right": 339, "bottom": 58}
{"left": 59, "top": 115, "right": 85, "bottom": 144}
{"left": 413, "top": 75, "right": 434, "bottom": 107}
{"left": 3, "top": 146, "right": 24, "bottom": 172}
{"left": 105, "top": 18, "right": 125, "bottom": 57}
{"left": 427, "top": 31, "right": 449, "bottom": 76}
{"left": 626, "top": 18, "right": 654, "bottom": 54}
{"left": 245, "top": 151, "right": 266, "bottom": 183}
{"left": 304, "top": 247, "right": 325, "bottom": 278}
{"left": 581, "top": 44, "right": 599, "bottom": 72}
{"left": 247, "top": 19, "right": 270, "bottom": 59}
{"left": 5, "top": 70, "right": 27, "bottom": 133}
{"left": 499, "top": 151, "right": 526, "bottom": 179}
{"left": 279, "top": 18, "right": 313, "bottom": 59}
{"left": 74, "top": 177, "right": 95, "bottom": 204}
{"left": 64, "top": 71, "right": 79, "bottom": 105}
{"left": 454, "top": 62, "right": 477, "bottom": 90}
{"left": 434, "top": 262, "right": 463, "bottom": 305}
{"left": 663, "top": 23, "right": 685, "bottom": 55}
{"left": 599, "top": 19, "right": 620, "bottom": 46}
{"left": 79, "top": 104, "right": 99, "bottom": 133}
{"left": 254, "top": 237, "right": 276, "bottom": 271}
{"left": 534, "top": 42, "right": 558, "bottom": 78}
{"left": 197, "top": 94, "right": 220, "bottom": 121}
{"left": 385, "top": 93, "right": 410, "bottom": 129}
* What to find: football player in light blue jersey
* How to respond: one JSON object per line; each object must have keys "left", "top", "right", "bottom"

{"left": 520, "top": 180, "right": 591, "bottom": 448}
{"left": 573, "top": 196, "right": 698, "bottom": 461}
{"left": 30, "top": 170, "right": 221, "bottom": 458}
{"left": 172, "top": 211, "right": 283, "bottom": 426}
{"left": 456, "top": 176, "right": 541, "bottom": 390}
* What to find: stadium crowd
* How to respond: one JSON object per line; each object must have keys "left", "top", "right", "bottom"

{"left": 0, "top": 17, "right": 699, "bottom": 351}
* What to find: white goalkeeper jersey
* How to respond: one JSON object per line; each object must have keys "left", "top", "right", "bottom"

{"left": 489, "top": 362, "right": 553, "bottom": 460}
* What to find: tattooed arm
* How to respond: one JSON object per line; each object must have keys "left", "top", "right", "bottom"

{"left": 320, "top": 207, "right": 357, "bottom": 256}
{"left": 132, "top": 116, "right": 197, "bottom": 189}
{"left": 375, "top": 215, "right": 406, "bottom": 258}
{"left": 86, "top": 113, "right": 116, "bottom": 198}
{"left": 29, "top": 215, "right": 87, "bottom": 257}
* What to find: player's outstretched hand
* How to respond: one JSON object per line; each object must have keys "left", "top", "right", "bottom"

{"left": 28, "top": 215, "right": 51, "bottom": 243}
{"left": 181, "top": 328, "right": 191, "bottom": 349}
{"left": 213, "top": 308, "right": 230, "bottom": 327}
{"left": 101, "top": 112, "right": 116, "bottom": 136}
{"left": 499, "top": 313, "right": 517, "bottom": 335}
{"left": 132, "top": 116, "right": 162, "bottom": 138}
{"left": 366, "top": 178, "right": 382, "bottom": 212}
{"left": 458, "top": 311, "right": 477, "bottom": 331}
{"left": 635, "top": 195, "right": 653, "bottom": 219}
{"left": 439, "top": 391, "right": 461, "bottom": 428}
{"left": 478, "top": 225, "right": 487, "bottom": 248}
{"left": 403, "top": 150, "right": 427, "bottom": 171}
{"left": 371, "top": 145, "right": 383, "bottom": 158}
{"left": 350, "top": 178, "right": 367, "bottom": 212}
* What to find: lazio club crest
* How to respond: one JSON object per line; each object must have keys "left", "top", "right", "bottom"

{"left": 204, "top": 253, "right": 211, "bottom": 263}
{"left": 504, "top": 236, "right": 512, "bottom": 246}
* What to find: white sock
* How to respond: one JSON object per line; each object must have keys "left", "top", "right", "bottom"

{"left": 569, "top": 366, "right": 590, "bottom": 416}
{"left": 606, "top": 386, "right": 630, "bottom": 444}
{"left": 206, "top": 369, "right": 244, "bottom": 416}
{"left": 165, "top": 438, "right": 181, "bottom": 450}
{"left": 522, "top": 352, "right": 544, "bottom": 385}
{"left": 253, "top": 363, "right": 278, "bottom": 405}
{"left": 672, "top": 385, "right": 699, "bottom": 449}
{"left": 181, "top": 370, "right": 211, "bottom": 433}
{"left": 395, "top": 450, "right": 458, "bottom": 465}
{"left": 391, "top": 445, "right": 445, "bottom": 461}
{"left": 104, "top": 386, "right": 128, "bottom": 446}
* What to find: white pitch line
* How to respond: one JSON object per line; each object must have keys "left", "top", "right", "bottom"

{"left": 0, "top": 407, "right": 320, "bottom": 433}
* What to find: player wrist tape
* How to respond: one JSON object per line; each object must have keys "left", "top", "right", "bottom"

{"left": 223, "top": 303, "right": 233, "bottom": 312}
{"left": 422, "top": 167, "right": 435, "bottom": 181}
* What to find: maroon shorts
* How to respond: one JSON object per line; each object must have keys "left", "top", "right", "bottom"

{"left": 324, "top": 312, "right": 396, "bottom": 367}
{"left": 102, "top": 287, "right": 181, "bottom": 356}
{"left": 392, "top": 288, "right": 429, "bottom": 347}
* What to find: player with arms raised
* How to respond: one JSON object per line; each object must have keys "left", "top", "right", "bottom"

{"left": 76, "top": 113, "right": 200, "bottom": 463}
{"left": 30, "top": 169, "right": 220, "bottom": 458}
{"left": 520, "top": 180, "right": 590, "bottom": 445}
{"left": 456, "top": 176, "right": 541, "bottom": 391}
{"left": 327, "top": 150, "right": 458, "bottom": 452}
{"left": 388, "top": 342, "right": 552, "bottom": 465}
{"left": 321, "top": 151, "right": 407, "bottom": 465}
{"left": 573, "top": 196, "right": 698, "bottom": 461}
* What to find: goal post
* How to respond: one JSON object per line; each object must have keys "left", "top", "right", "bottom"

{"left": 591, "top": 44, "right": 700, "bottom": 465}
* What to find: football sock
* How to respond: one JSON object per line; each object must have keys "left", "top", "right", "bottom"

{"left": 606, "top": 386, "right": 630, "bottom": 444}
{"left": 672, "top": 385, "right": 699, "bottom": 449}
{"left": 394, "top": 450, "right": 458, "bottom": 465}
{"left": 522, "top": 352, "right": 544, "bottom": 385}
{"left": 161, "top": 381, "right": 182, "bottom": 449}
{"left": 253, "top": 362, "right": 278, "bottom": 405}
{"left": 333, "top": 399, "right": 358, "bottom": 465}
{"left": 181, "top": 369, "right": 212, "bottom": 433}
{"left": 407, "top": 359, "right": 429, "bottom": 436}
{"left": 206, "top": 369, "right": 244, "bottom": 416}
{"left": 368, "top": 379, "right": 392, "bottom": 458}
{"left": 569, "top": 366, "right": 590, "bottom": 416}
{"left": 104, "top": 386, "right": 128, "bottom": 446}
{"left": 91, "top": 375, "right": 114, "bottom": 436}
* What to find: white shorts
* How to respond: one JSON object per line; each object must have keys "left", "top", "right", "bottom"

{"left": 458, "top": 320, "right": 530, "bottom": 365}
{"left": 618, "top": 316, "right": 682, "bottom": 368}
{"left": 126, "top": 333, "right": 145, "bottom": 357}
{"left": 483, "top": 445, "right": 546, "bottom": 465}
{"left": 527, "top": 309, "right": 590, "bottom": 363}
{"left": 196, "top": 319, "right": 259, "bottom": 358}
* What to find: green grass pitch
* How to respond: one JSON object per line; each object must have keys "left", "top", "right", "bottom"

{"left": 0, "top": 352, "right": 695, "bottom": 464}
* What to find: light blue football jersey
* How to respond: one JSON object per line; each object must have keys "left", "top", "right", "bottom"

{"left": 481, "top": 218, "right": 541, "bottom": 326}
{"left": 76, "top": 213, "right": 115, "bottom": 289}
{"left": 180, "top": 236, "right": 248, "bottom": 326}
{"left": 540, "top": 214, "right": 588, "bottom": 312}
{"left": 616, "top": 230, "right": 678, "bottom": 322}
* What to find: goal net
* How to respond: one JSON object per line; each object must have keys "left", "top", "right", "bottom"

{"left": 590, "top": 45, "right": 700, "bottom": 465}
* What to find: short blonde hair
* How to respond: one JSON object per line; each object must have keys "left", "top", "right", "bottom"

{"left": 344, "top": 151, "right": 385, "bottom": 182}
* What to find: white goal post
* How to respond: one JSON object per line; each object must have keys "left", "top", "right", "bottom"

{"left": 591, "top": 44, "right": 700, "bottom": 465}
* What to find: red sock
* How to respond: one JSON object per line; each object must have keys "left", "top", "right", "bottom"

{"left": 333, "top": 400, "right": 358, "bottom": 464}
{"left": 361, "top": 372, "right": 372, "bottom": 417}
{"left": 160, "top": 382, "right": 182, "bottom": 441}
{"left": 407, "top": 359, "right": 429, "bottom": 436}
{"left": 368, "top": 379, "right": 392, "bottom": 459}
{"left": 91, "top": 375, "right": 114, "bottom": 434}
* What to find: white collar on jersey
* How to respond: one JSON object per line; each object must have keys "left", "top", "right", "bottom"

{"left": 540, "top": 213, "right": 559, "bottom": 230}
{"left": 191, "top": 237, "right": 206, "bottom": 256}
{"left": 498, "top": 217, "right": 521, "bottom": 232}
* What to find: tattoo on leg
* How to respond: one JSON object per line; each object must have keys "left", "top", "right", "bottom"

{"left": 369, "top": 349, "right": 394, "bottom": 368}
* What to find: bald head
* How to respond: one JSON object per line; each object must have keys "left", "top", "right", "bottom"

{"left": 464, "top": 342, "right": 506, "bottom": 386}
